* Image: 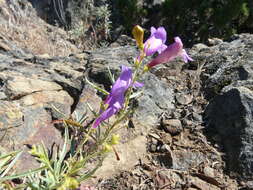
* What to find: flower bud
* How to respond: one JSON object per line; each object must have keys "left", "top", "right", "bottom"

{"left": 143, "top": 65, "right": 150, "bottom": 72}
{"left": 111, "top": 134, "right": 120, "bottom": 145}
{"left": 103, "top": 143, "right": 112, "bottom": 152}
{"left": 132, "top": 25, "right": 144, "bottom": 50}
{"left": 58, "top": 177, "right": 79, "bottom": 190}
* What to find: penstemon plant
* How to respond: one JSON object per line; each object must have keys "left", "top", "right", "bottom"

{"left": 0, "top": 25, "right": 192, "bottom": 190}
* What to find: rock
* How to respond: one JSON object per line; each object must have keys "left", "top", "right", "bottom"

{"left": 148, "top": 133, "right": 160, "bottom": 140}
{"left": 191, "top": 33, "right": 253, "bottom": 181}
{"left": 171, "top": 110, "right": 181, "bottom": 119}
{"left": 207, "top": 38, "right": 223, "bottom": 46}
{"left": 0, "top": 0, "right": 78, "bottom": 56}
{"left": 161, "top": 119, "right": 183, "bottom": 135}
{"left": 196, "top": 33, "right": 253, "bottom": 99}
{"left": 0, "top": 49, "right": 85, "bottom": 171}
{"left": 192, "top": 112, "right": 202, "bottom": 122}
{"left": 203, "top": 166, "right": 215, "bottom": 178}
{"left": 182, "top": 119, "right": 193, "bottom": 127}
{"left": 205, "top": 86, "right": 253, "bottom": 180}
{"left": 153, "top": 152, "right": 173, "bottom": 168}
{"left": 192, "top": 43, "right": 209, "bottom": 52}
{"left": 246, "top": 181, "right": 253, "bottom": 189}
{"left": 176, "top": 93, "right": 193, "bottom": 105}
{"left": 155, "top": 170, "right": 183, "bottom": 189}
{"left": 160, "top": 144, "right": 171, "bottom": 153}
{"left": 189, "top": 176, "right": 220, "bottom": 190}
{"left": 149, "top": 144, "right": 157, "bottom": 152}
{"left": 109, "top": 35, "right": 136, "bottom": 47}
{"left": 172, "top": 150, "right": 206, "bottom": 171}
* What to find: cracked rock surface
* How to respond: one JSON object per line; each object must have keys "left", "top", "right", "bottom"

{"left": 0, "top": 38, "right": 174, "bottom": 174}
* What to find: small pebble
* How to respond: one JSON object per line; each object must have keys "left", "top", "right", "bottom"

{"left": 160, "top": 144, "right": 171, "bottom": 153}
{"left": 192, "top": 112, "right": 202, "bottom": 122}
{"left": 162, "top": 119, "right": 183, "bottom": 135}
{"left": 203, "top": 166, "right": 215, "bottom": 178}
{"left": 176, "top": 94, "right": 193, "bottom": 105}
{"left": 151, "top": 138, "right": 158, "bottom": 145}
{"left": 149, "top": 144, "right": 157, "bottom": 152}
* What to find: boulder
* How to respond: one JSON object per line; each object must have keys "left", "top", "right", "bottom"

{"left": 196, "top": 34, "right": 253, "bottom": 181}
{"left": 205, "top": 87, "right": 253, "bottom": 180}
{"left": 193, "top": 34, "right": 253, "bottom": 100}
{"left": 0, "top": 39, "right": 87, "bottom": 171}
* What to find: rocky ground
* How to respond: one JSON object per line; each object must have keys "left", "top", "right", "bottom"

{"left": 0, "top": 1, "right": 253, "bottom": 190}
{"left": 95, "top": 41, "right": 240, "bottom": 190}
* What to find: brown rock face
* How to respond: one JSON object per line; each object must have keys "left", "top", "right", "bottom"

{"left": 0, "top": 33, "right": 88, "bottom": 171}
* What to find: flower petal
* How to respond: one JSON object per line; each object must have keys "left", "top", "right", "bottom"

{"left": 144, "top": 26, "right": 167, "bottom": 56}
{"left": 144, "top": 37, "right": 163, "bottom": 56}
{"left": 181, "top": 49, "right": 193, "bottom": 63}
{"left": 157, "top": 44, "right": 168, "bottom": 54}
{"left": 154, "top": 27, "right": 167, "bottom": 43}
{"left": 92, "top": 107, "right": 117, "bottom": 128}
{"left": 94, "top": 65, "right": 133, "bottom": 128}
{"left": 106, "top": 65, "right": 132, "bottom": 106}
{"left": 133, "top": 81, "right": 144, "bottom": 88}
{"left": 147, "top": 37, "right": 192, "bottom": 68}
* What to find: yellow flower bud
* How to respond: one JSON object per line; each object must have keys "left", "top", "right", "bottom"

{"left": 111, "top": 134, "right": 120, "bottom": 145}
{"left": 132, "top": 25, "right": 144, "bottom": 50}
{"left": 143, "top": 65, "right": 150, "bottom": 72}
{"left": 103, "top": 143, "right": 112, "bottom": 152}
{"left": 29, "top": 145, "right": 37, "bottom": 156}
{"left": 58, "top": 177, "right": 79, "bottom": 190}
{"left": 29, "top": 145, "right": 44, "bottom": 158}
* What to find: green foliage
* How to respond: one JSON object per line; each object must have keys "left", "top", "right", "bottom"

{"left": 67, "top": 0, "right": 111, "bottom": 48}
{"left": 161, "top": 0, "right": 252, "bottom": 44}
{"left": 112, "top": 0, "right": 147, "bottom": 34}
{"left": 113, "top": 0, "right": 252, "bottom": 45}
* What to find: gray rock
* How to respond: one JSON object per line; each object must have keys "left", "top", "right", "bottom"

{"left": 175, "top": 93, "right": 193, "bottom": 105}
{"left": 207, "top": 38, "right": 223, "bottom": 46}
{"left": 193, "top": 33, "right": 253, "bottom": 181}
{"left": 197, "top": 34, "right": 253, "bottom": 99}
{"left": 205, "top": 87, "right": 253, "bottom": 179}
{"left": 192, "top": 112, "right": 202, "bottom": 122}
{"left": 172, "top": 150, "right": 206, "bottom": 171}
{"left": 191, "top": 43, "right": 209, "bottom": 52}
{"left": 149, "top": 144, "right": 157, "bottom": 152}
{"left": 160, "top": 144, "right": 171, "bottom": 153}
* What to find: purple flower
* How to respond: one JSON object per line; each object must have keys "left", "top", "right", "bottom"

{"left": 92, "top": 65, "right": 133, "bottom": 128}
{"left": 144, "top": 27, "right": 167, "bottom": 56}
{"left": 147, "top": 37, "right": 193, "bottom": 68}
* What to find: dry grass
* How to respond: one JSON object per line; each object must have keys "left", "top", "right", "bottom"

{"left": 0, "top": 0, "right": 78, "bottom": 56}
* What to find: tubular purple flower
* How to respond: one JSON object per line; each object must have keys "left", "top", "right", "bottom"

{"left": 144, "top": 27, "right": 167, "bottom": 56}
{"left": 147, "top": 37, "right": 193, "bottom": 68}
{"left": 92, "top": 65, "right": 133, "bottom": 128}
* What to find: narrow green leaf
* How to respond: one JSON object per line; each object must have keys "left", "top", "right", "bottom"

{"left": 85, "top": 77, "right": 109, "bottom": 95}
{"left": 77, "top": 158, "right": 104, "bottom": 182}
{"left": 55, "top": 126, "right": 69, "bottom": 176}
{"left": 107, "top": 66, "right": 115, "bottom": 84}
{"left": 0, "top": 166, "right": 47, "bottom": 182}
{"left": 0, "top": 151, "right": 23, "bottom": 178}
